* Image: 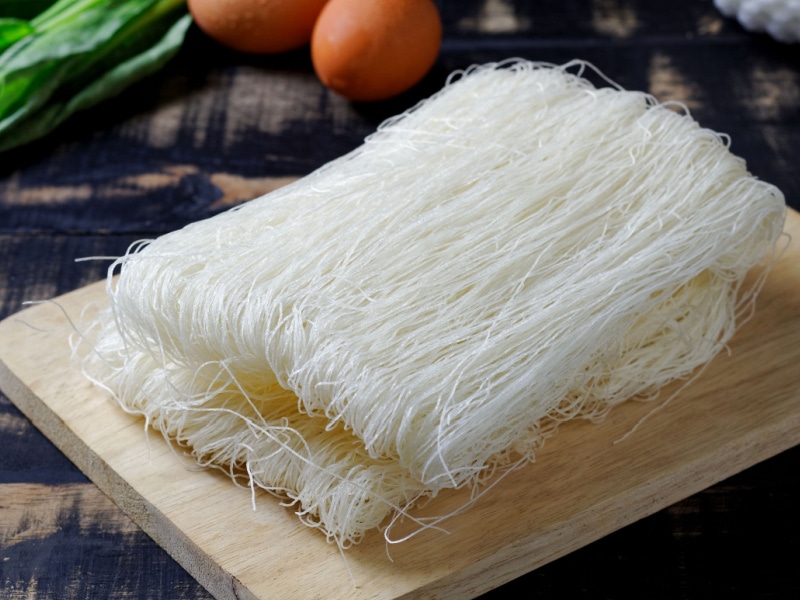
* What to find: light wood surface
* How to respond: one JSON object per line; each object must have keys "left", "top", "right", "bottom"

{"left": 1, "top": 209, "right": 799, "bottom": 600}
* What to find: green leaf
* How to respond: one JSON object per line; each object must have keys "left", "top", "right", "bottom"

{"left": 0, "top": 18, "right": 32, "bottom": 53}
{"left": 2, "top": 2, "right": 162, "bottom": 72}
{"left": 0, "top": 0, "right": 190, "bottom": 152}
{"left": 68, "top": 12, "right": 192, "bottom": 116}
{"left": 29, "top": 0, "right": 109, "bottom": 30}
{"left": 0, "top": 11, "right": 191, "bottom": 151}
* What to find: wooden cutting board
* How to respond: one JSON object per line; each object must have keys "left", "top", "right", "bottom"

{"left": 1, "top": 210, "right": 799, "bottom": 600}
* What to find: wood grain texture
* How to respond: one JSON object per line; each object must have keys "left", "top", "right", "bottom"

{"left": 0, "top": 483, "right": 210, "bottom": 599}
{"left": 1, "top": 208, "right": 798, "bottom": 599}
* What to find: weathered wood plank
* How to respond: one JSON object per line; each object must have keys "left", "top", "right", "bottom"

{"left": 0, "top": 483, "right": 212, "bottom": 600}
{"left": 2, "top": 43, "right": 797, "bottom": 236}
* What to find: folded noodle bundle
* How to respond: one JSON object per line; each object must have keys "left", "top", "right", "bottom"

{"left": 83, "top": 60, "right": 786, "bottom": 548}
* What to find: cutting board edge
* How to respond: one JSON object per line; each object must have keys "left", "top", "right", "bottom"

{"left": 412, "top": 411, "right": 800, "bottom": 599}
{"left": 6, "top": 331, "right": 796, "bottom": 600}
{"left": 0, "top": 349, "right": 258, "bottom": 600}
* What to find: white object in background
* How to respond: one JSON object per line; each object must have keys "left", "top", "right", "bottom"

{"left": 715, "top": 0, "right": 800, "bottom": 42}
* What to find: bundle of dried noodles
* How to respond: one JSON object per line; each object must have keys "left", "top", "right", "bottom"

{"left": 82, "top": 60, "right": 786, "bottom": 548}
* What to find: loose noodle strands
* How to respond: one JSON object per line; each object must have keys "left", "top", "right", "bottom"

{"left": 87, "top": 60, "right": 785, "bottom": 542}
{"left": 84, "top": 314, "right": 429, "bottom": 547}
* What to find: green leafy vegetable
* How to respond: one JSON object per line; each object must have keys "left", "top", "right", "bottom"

{"left": 0, "top": 19, "right": 33, "bottom": 53}
{"left": 0, "top": 0, "right": 190, "bottom": 152}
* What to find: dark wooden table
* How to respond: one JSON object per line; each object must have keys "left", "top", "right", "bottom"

{"left": 1, "top": 1, "right": 798, "bottom": 598}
